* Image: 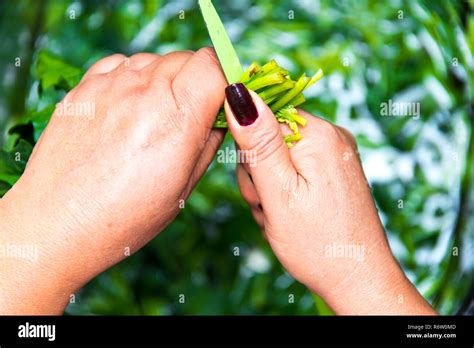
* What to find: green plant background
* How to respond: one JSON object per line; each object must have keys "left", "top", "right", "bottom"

{"left": 0, "top": 0, "right": 473, "bottom": 315}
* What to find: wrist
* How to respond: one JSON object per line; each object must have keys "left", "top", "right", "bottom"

{"left": 0, "top": 253, "right": 74, "bottom": 315}
{"left": 314, "top": 240, "right": 437, "bottom": 315}
{"left": 0, "top": 187, "right": 77, "bottom": 314}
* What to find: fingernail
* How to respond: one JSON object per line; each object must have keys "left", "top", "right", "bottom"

{"left": 225, "top": 83, "right": 259, "bottom": 126}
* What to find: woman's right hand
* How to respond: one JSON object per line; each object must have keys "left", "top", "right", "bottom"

{"left": 224, "top": 83, "right": 436, "bottom": 315}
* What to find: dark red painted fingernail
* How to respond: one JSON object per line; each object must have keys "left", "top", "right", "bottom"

{"left": 225, "top": 83, "right": 258, "bottom": 126}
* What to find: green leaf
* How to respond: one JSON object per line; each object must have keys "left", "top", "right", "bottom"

{"left": 35, "top": 50, "right": 83, "bottom": 91}
{"left": 29, "top": 106, "right": 55, "bottom": 141}
{"left": 0, "top": 173, "right": 20, "bottom": 186}
{"left": 198, "top": 0, "right": 243, "bottom": 83}
{"left": 0, "top": 180, "right": 12, "bottom": 197}
{"left": 9, "top": 105, "right": 55, "bottom": 143}
{"left": 0, "top": 140, "right": 33, "bottom": 176}
{"left": 7, "top": 123, "right": 35, "bottom": 146}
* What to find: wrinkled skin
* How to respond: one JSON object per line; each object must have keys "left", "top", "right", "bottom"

{"left": 225, "top": 90, "right": 437, "bottom": 315}
{"left": 0, "top": 48, "right": 227, "bottom": 314}
{"left": 0, "top": 48, "right": 436, "bottom": 315}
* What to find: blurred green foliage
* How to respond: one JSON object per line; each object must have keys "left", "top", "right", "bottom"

{"left": 0, "top": 0, "right": 473, "bottom": 315}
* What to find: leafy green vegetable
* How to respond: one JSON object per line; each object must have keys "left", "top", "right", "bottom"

{"left": 0, "top": 0, "right": 471, "bottom": 315}
{"left": 214, "top": 60, "right": 323, "bottom": 147}
{"left": 198, "top": 0, "right": 244, "bottom": 84}
{"left": 199, "top": 0, "right": 324, "bottom": 147}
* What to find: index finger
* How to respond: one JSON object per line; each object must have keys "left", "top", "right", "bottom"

{"left": 170, "top": 47, "right": 227, "bottom": 133}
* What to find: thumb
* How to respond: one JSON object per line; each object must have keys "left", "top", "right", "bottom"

{"left": 224, "top": 83, "right": 297, "bottom": 201}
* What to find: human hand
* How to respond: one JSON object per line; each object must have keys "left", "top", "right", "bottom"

{"left": 224, "top": 83, "right": 437, "bottom": 315}
{"left": 0, "top": 48, "right": 226, "bottom": 314}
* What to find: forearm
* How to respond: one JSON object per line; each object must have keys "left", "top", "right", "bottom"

{"left": 0, "top": 257, "right": 71, "bottom": 315}
{"left": 0, "top": 194, "right": 73, "bottom": 315}
{"left": 319, "top": 252, "right": 437, "bottom": 315}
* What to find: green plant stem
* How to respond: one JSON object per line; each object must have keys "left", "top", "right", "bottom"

{"left": 270, "top": 74, "right": 309, "bottom": 112}
{"left": 258, "top": 80, "right": 295, "bottom": 100}
{"left": 239, "top": 61, "right": 259, "bottom": 83}
{"left": 245, "top": 72, "right": 286, "bottom": 91}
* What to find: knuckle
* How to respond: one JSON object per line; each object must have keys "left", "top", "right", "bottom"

{"left": 338, "top": 126, "right": 353, "bottom": 138}
{"left": 337, "top": 126, "right": 358, "bottom": 150}
{"left": 319, "top": 119, "right": 338, "bottom": 136}
{"left": 319, "top": 120, "right": 346, "bottom": 147}
{"left": 109, "top": 53, "right": 127, "bottom": 59}
{"left": 167, "top": 50, "right": 194, "bottom": 60}
{"left": 162, "top": 50, "right": 189, "bottom": 57}
{"left": 85, "top": 53, "right": 127, "bottom": 77}
{"left": 130, "top": 52, "right": 153, "bottom": 60}
{"left": 160, "top": 51, "right": 193, "bottom": 69}
{"left": 101, "top": 53, "right": 127, "bottom": 64}
{"left": 128, "top": 53, "right": 153, "bottom": 67}
{"left": 195, "top": 47, "right": 220, "bottom": 70}
{"left": 247, "top": 128, "right": 285, "bottom": 164}
{"left": 72, "top": 74, "right": 108, "bottom": 98}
